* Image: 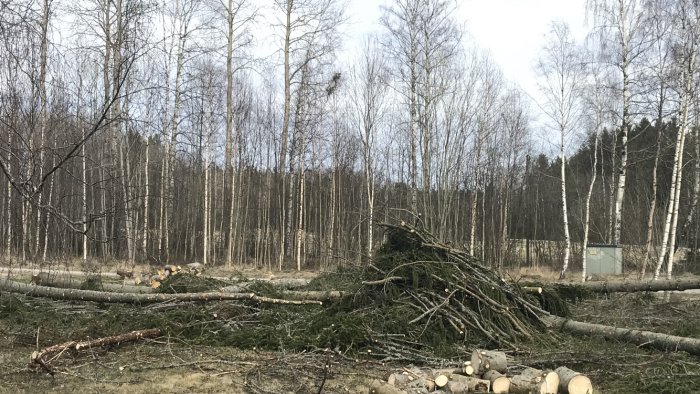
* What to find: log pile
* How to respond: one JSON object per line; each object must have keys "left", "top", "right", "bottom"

{"left": 369, "top": 349, "right": 593, "bottom": 394}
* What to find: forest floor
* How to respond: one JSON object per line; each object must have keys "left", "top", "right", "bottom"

{"left": 1, "top": 264, "right": 700, "bottom": 393}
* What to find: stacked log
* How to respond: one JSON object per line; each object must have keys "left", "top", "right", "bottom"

{"left": 368, "top": 349, "right": 593, "bottom": 394}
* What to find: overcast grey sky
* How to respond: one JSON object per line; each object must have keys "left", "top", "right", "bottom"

{"left": 342, "top": 0, "right": 590, "bottom": 99}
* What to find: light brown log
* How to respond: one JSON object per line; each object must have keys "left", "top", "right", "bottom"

{"left": 527, "top": 368, "right": 560, "bottom": 394}
{"left": 32, "top": 272, "right": 153, "bottom": 294}
{"left": 450, "top": 375, "right": 490, "bottom": 392}
{"left": 546, "top": 315, "right": 700, "bottom": 356}
{"left": 470, "top": 349, "right": 508, "bottom": 374}
{"left": 554, "top": 367, "right": 592, "bottom": 394}
{"left": 523, "top": 286, "right": 543, "bottom": 294}
{"left": 483, "top": 370, "right": 511, "bottom": 393}
{"left": 567, "top": 278, "right": 700, "bottom": 293}
{"left": 387, "top": 373, "right": 411, "bottom": 386}
{"left": 445, "top": 380, "right": 468, "bottom": 394}
{"left": 31, "top": 328, "right": 161, "bottom": 374}
{"left": 0, "top": 279, "right": 322, "bottom": 305}
{"left": 510, "top": 374, "right": 547, "bottom": 394}
{"left": 456, "top": 361, "right": 475, "bottom": 375}
{"left": 369, "top": 379, "right": 406, "bottom": 394}
{"left": 520, "top": 368, "right": 559, "bottom": 394}
{"left": 434, "top": 373, "right": 450, "bottom": 388}
{"left": 0, "top": 268, "right": 312, "bottom": 288}
{"left": 219, "top": 287, "right": 343, "bottom": 301}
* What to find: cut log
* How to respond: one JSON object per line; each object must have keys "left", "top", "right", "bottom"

{"left": 450, "top": 375, "right": 490, "bottom": 392}
{"left": 459, "top": 361, "right": 475, "bottom": 375}
{"left": 519, "top": 368, "right": 559, "bottom": 394}
{"left": 445, "top": 380, "right": 468, "bottom": 394}
{"left": 31, "top": 328, "right": 161, "bottom": 374}
{"left": 566, "top": 278, "right": 700, "bottom": 293}
{"left": 546, "top": 315, "right": 700, "bottom": 356}
{"left": 554, "top": 367, "right": 592, "bottom": 394}
{"left": 387, "top": 373, "right": 411, "bottom": 386}
{"left": 470, "top": 349, "right": 508, "bottom": 374}
{"left": 29, "top": 273, "right": 328, "bottom": 300}
{"left": 369, "top": 379, "right": 406, "bottom": 394}
{"left": 0, "top": 279, "right": 322, "bottom": 305}
{"left": 510, "top": 373, "right": 548, "bottom": 394}
{"left": 483, "top": 370, "right": 511, "bottom": 393}
{"left": 219, "top": 287, "right": 343, "bottom": 301}
{"left": 523, "top": 286, "right": 543, "bottom": 294}
{"left": 434, "top": 373, "right": 450, "bottom": 388}
{"left": 32, "top": 272, "right": 153, "bottom": 294}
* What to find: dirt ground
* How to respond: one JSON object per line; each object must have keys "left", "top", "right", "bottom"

{"left": 1, "top": 264, "right": 700, "bottom": 393}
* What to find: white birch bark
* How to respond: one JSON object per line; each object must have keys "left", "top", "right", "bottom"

{"left": 142, "top": 139, "right": 149, "bottom": 258}
{"left": 582, "top": 131, "right": 599, "bottom": 282}
{"left": 5, "top": 132, "right": 11, "bottom": 257}
{"left": 654, "top": 5, "right": 699, "bottom": 279}
{"left": 225, "top": 0, "right": 237, "bottom": 266}
{"left": 34, "top": 0, "right": 50, "bottom": 258}
{"left": 83, "top": 126, "right": 88, "bottom": 262}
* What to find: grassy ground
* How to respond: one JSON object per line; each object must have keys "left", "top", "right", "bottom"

{"left": 1, "top": 270, "right": 700, "bottom": 393}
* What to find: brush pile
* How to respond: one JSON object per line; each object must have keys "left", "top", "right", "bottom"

{"left": 345, "top": 223, "right": 547, "bottom": 351}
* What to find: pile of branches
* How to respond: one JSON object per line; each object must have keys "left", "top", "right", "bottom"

{"left": 317, "top": 222, "right": 548, "bottom": 359}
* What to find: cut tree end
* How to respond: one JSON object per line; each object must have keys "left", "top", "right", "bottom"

{"left": 567, "top": 375, "right": 593, "bottom": 394}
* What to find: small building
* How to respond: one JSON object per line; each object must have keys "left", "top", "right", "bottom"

{"left": 586, "top": 244, "right": 623, "bottom": 275}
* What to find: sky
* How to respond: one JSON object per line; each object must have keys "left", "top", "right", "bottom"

{"left": 342, "top": 0, "right": 591, "bottom": 110}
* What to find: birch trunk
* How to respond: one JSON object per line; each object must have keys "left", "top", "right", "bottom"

{"left": 33, "top": 0, "right": 50, "bottom": 258}
{"left": 469, "top": 136, "right": 481, "bottom": 256}
{"left": 164, "top": 15, "right": 188, "bottom": 263}
{"left": 655, "top": 34, "right": 697, "bottom": 279}
{"left": 278, "top": 0, "right": 293, "bottom": 269}
{"left": 680, "top": 124, "right": 700, "bottom": 246}
{"left": 225, "top": 0, "right": 236, "bottom": 266}
{"left": 641, "top": 113, "right": 663, "bottom": 278}
{"left": 142, "top": 139, "right": 149, "bottom": 258}
{"left": 582, "top": 131, "right": 599, "bottom": 282}
{"left": 41, "top": 134, "right": 56, "bottom": 261}
{"left": 5, "top": 131, "right": 12, "bottom": 257}
{"left": 83, "top": 126, "right": 88, "bottom": 262}
{"left": 203, "top": 143, "right": 210, "bottom": 266}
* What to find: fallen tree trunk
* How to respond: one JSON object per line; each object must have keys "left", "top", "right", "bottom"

{"left": 31, "top": 328, "right": 161, "bottom": 374}
{"left": 0, "top": 279, "right": 322, "bottom": 305}
{"left": 2, "top": 267, "right": 312, "bottom": 290}
{"left": 565, "top": 278, "right": 700, "bottom": 293}
{"left": 546, "top": 315, "right": 700, "bottom": 356}
{"left": 32, "top": 272, "right": 153, "bottom": 294}
{"left": 25, "top": 274, "right": 335, "bottom": 300}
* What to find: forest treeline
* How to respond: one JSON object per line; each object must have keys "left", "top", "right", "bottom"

{"left": 1, "top": 0, "right": 699, "bottom": 279}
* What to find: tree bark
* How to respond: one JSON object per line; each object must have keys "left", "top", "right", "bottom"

{"left": 31, "top": 328, "right": 162, "bottom": 374}
{"left": 546, "top": 314, "right": 700, "bottom": 356}
{"left": 554, "top": 366, "right": 592, "bottom": 394}
{"left": 0, "top": 278, "right": 323, "bottom": 305}
{"left": 563, "top": 277, "right": 700, "bottom": 293}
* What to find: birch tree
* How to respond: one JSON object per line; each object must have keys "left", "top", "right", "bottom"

{"left": 581, "top": 62, "right": 609, "bottom": 281}
{"left": 536, "top": 22, "right": 583, "bottom": 279}
{"left": 272, "top": 0, "right": 343, "bottom": 267}
{"left": 587, "top": 0, "right": 649, "bottom": 245}
{"left": 350, "top": 37, "right": 390, "bottom": 259}
{"left": 641, "top": 0, "right": 673, "bottom": 278}
{"left": 654, "top": 0, "right": 700, "bottom": 280}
